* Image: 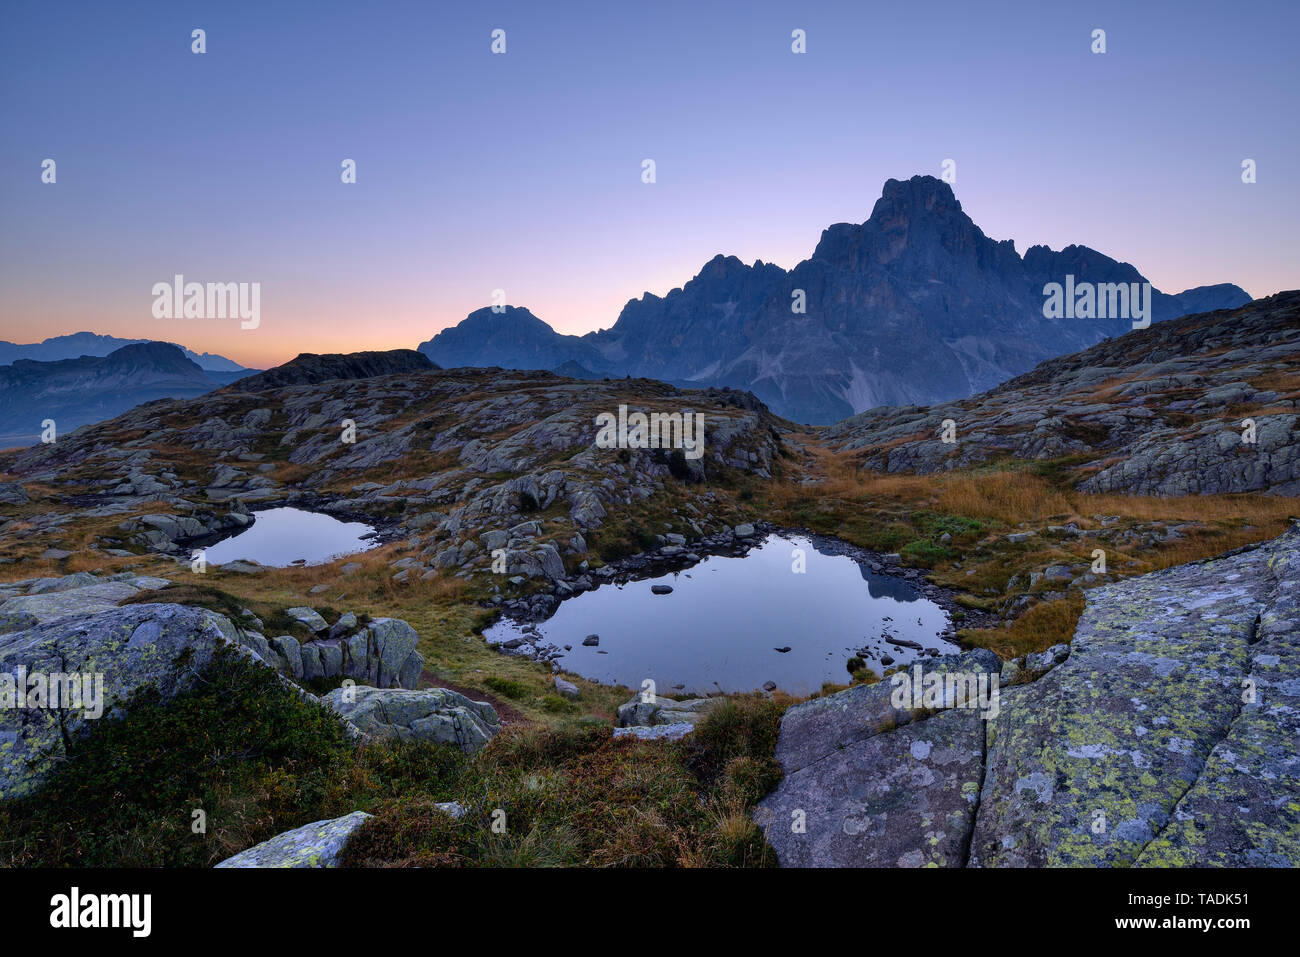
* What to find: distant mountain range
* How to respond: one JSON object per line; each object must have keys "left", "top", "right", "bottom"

{"left": 0, "top": 331, "right": 253, "bottom": 374}
{"left": 0, "top": 342, "right": 254, "bottom": 448}
{"left": 417, "top": 175, "right": 1251, "bottom": 423}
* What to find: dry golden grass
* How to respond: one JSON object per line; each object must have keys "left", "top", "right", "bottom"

{"left": 775, "top": 446, "right": 1299, "bottom": 532}
{"left": 961, "top": 591, "right": 1088, "bottom": 659}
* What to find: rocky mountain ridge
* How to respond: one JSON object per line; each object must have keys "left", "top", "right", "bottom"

{"left": 827, "top": 291, "right": 1300, "bottom": 495}
{"left": 419, "top": 176, "right": 1251, "bottom": 423}
{"left": 0, "top": 342, "right": 248, "bottom": 449}
{"left": 0, "top": 330, "right": 251, "bottom": 372}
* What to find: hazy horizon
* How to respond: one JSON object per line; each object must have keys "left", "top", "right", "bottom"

{"left": 3, "top": 0, "right": 1297, "bottom": 368}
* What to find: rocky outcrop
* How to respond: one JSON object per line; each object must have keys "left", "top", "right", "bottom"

{"left": 215, "top": 811, "right": 373, "bottom": 868}
{"left": 232, "top": 610, "right": 424, "bottom": 690}
{"left": 321, "top": 685, "right": 500, "bottom": 753}
{"left": 0, "top": 483, "right": 29, "bottom": 505}
{"left": 828, "top": 291, "right": 1300, "bottom": 495}
{"left": 0, "top": 570, "right": 461, "bottom": 802}
{"left": 971, "top": 524, "right": 1300, "bottom": 867}
{"left": 225, "top": 349, "right": 436, "bottom": 392}
{"left": 0, "top": 573, "right": 173, "bottom": 634}
{"left": 754, "top": 523, "right": 1300, "bottom": 867}
{"left": 754, "top": 650, "right": 1001, "bottom": 867}
{"left": 0, "top": 368, "right": 780, "bottom": 603}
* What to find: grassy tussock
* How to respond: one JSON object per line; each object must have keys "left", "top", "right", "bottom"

{"left": 960, "top": 592, "right": 1087, "bottom": 660}
{"left": 343, "top": 697, "right": 785, "bottom": 868}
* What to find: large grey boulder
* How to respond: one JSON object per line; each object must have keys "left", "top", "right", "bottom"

{"left": 970, "top": 523, "right": 1300, "bottom": 867}
{"left": 361, "top": 618, "right": 420, "bottom": 686}
{"left": 321, "top": 685, "right": 500, "bottom": 753}
{"left": 0, "top": 575, "right": 172, "bottom": 635}
{"left": 753, "top": 650, "right": 1000, "bottom": 868}
{"left": 215, "top": 811, "right": 372, "bottom": 868}
{"left": 1, "top": 603, "right": 247, "bottom": 800}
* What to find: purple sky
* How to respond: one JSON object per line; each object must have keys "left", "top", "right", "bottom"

{"left": 1, "top": 0, "right": 1296, "bottom": 368}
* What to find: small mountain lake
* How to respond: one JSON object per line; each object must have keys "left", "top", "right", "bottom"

{"left": 484, "top": 533, "right": 956, "bottom": 696}
{"left": 201, "top": 507, "right": 379, "bottom": 567}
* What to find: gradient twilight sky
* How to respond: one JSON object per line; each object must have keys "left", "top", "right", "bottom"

{"left": 1, "top": 0, "right": 1297, "bottom": 369}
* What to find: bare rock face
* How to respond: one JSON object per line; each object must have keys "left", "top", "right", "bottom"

{"left": 753, "top": 650, "right": 999, "bottom": 868}
{"left": 755, "top": 523, "right": 1300, "bottom": 868}
{"left": 0, "top": 573, "right": 172, "bottom": 635}
{"left": 971, "top": 523, "right": 1300, "bottom": 867}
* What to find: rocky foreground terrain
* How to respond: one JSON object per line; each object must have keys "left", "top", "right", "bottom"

{"left": 0, "top": 294, "right": 1298, "bottom": 867}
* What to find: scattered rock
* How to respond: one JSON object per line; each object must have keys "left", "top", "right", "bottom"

{"left": 215, "top": 811, "right": 372, "bottom": 868}
{"left": 285, "top": 606, "right": 329, "bottom": 634}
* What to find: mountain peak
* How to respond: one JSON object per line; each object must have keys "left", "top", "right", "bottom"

{"left": 873, "top": 174, "right": 962, "bottom": 218}
{"left": 462, "top": 304, "right": 544, "bottom": 325}
{"left": 100, "top": 341, "right": 201, "bottom": 374}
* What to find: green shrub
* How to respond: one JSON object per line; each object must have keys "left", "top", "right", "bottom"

{"left": 483, "top": 676, "right": 530, "bottom": 700}
{"left": 0, "top": 645, "right": 355, "bottom": 867}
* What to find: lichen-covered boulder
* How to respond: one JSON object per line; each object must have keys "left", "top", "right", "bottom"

{"left": 755, "top": 525, "right": 1300, "bottom": 868}
{"left": 971, "top": 523, "right": 1300, "bottom": 867}
{"left": 321, "top": 685, "right": 500, "bottom": 753}
{"left": 0, "top": 603, "right": 246, "bottom": 800}
{"left": 214, "top": 811, "right": 372, "bottom": 868}
{"left": 0, "top": 574, "right": 172, "bottom": 636}
{"left": 362, "top": 618, "right": 420, "bottom": 686}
